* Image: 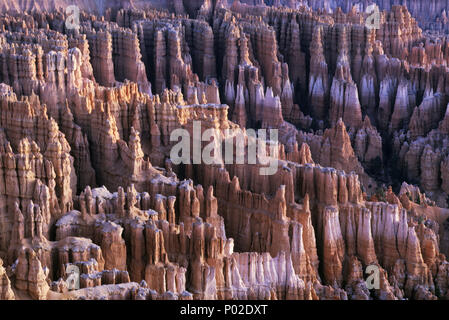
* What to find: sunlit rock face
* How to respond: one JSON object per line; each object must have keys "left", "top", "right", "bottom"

{"left": 1, "top": 0, "right": 449, "bottom": 301}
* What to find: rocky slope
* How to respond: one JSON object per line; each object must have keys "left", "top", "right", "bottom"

{"left": 1, "top": 0, "right": 449, "bottom": 300}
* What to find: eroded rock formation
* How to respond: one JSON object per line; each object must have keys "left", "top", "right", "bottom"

{"left": 1, "top": 0, "right": 449, "bottom": 302}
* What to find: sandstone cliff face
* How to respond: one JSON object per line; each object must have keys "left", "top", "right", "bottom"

{"left": 14, "top": 247, "right": 49, "bottom": 300}
{"left": 0, "top": 258, "right": 14, "bottom": 299}
{"left": 1, "top": 1, "right": 449, "bottom": 301}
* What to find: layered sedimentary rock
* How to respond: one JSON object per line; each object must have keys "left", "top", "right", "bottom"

{"left": 0, "top": 258, "right": 13, "bottom": 299}
{"left": 1, "top": 0, "right": 449, "bottom": 302}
